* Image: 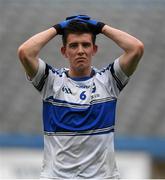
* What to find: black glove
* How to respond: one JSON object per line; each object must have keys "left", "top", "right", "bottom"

{"left": 53, "top": 15, "right": 105, "bottom": 35}
{"left": 53, "top": 15, "right": 91, "bottom": 35}
{"left": 77, "top": 18, "right": 105, "bottom": 34}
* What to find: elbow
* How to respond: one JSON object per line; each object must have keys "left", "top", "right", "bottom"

{"left": 133, "top": 41, "right": 144, "bottom": 59}
{"left": 17, "top": 45, "right": 28, "bottom": 63}
{"left": 17, "top": 44, "right": 36, "bottom": 64}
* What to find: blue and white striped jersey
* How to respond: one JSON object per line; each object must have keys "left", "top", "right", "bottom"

{"left": 29, "top": 58, "right": 129, "bottom": 179}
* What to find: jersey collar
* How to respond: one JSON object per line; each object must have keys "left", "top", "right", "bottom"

{"left": 65, "top": 69, "right": 96, "bottom": 81}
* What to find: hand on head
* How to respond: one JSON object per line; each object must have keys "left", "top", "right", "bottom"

{"left": 53, "top": 15, "right": 105, "bottom": 35}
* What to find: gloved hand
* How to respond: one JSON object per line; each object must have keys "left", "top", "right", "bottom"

{"left": 66, "top": 14, "right": 90, "bottom": 20}
{"left": 53, "top": 15, "right": 105, "bottom": 35}
{"left": 53, "top": 15, "right": 90, "bottom": 35}
{"left": 77, "top": 18, "right": 105, "bottom": 35}
{"left": 53, "top": 19, "right": 71, "bottom": 35}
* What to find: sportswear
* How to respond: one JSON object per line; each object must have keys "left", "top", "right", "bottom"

{"left": 53, "top": 15, "right": 105, "bottom": 35}
{"left": 77, "top": 19, "right": 105, "bottom": 34}
{"left": 66, "top": 15, "right": 90, "bottom": 20}
{"left": 53, "top": 15, "right": 90, "bottom": 35}
{"left": 28, "top": 58, "right": 129, "bottom": 179}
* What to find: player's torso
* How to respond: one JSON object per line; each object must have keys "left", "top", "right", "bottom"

{"left": 40, "top": 69, "right": 120, "bottom": 179}
{"left": 43, "top": 72, "right": 117, "bottom": 135}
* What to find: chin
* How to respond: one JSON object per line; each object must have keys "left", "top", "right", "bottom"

{"left": 75, "top": 64, "right": 88, "bottom": 73}
{"left": 76, "top": 65, "right": 85, "bottom": 72}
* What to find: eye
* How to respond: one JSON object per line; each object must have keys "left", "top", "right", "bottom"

{"left": 82, "top": 42, "right": 91, "bottom": 48}
{"left": 69, "top": 43, "right": 78, "bottom": 49}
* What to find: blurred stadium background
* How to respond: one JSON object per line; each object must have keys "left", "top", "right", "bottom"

{"left": 0, "top": 0, "right": 165, "bottom": 178}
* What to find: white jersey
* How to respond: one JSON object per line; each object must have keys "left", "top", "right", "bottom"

{"left": 29, "top": 58, "right": 129, "bottom": 179}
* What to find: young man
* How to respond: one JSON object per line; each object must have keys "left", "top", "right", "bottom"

{"left": 18, "top": 15, "right": 144, "bottom": 179}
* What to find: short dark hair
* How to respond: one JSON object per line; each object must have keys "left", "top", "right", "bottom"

{"left": 62, "top": 20, "right": 96, "bottom": 46}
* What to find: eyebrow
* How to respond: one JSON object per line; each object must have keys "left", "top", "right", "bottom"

{"left": 68, "top": 41, "right": 92, "bottom": 46}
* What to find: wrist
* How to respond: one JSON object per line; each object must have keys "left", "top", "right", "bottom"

{"left": 53, "top": 24, "right": 62, "bottom": 35}
{"left": 101, "top": 24, "right": 110, "bottom": 34}
{"left": 97, "top": 22, "right": 105, "bottom": 34}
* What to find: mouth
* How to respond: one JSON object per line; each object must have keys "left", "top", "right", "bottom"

{"left": 76, "top": 57, "right": 86, "bottom": 62}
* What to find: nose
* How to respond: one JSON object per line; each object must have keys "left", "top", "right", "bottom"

{"left": 77, "top": 44, "right": 85, "bottom": 55}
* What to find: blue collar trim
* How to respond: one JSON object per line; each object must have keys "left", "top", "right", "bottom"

{"left": 65, "top": 69, "right": 96, "bottom": 81}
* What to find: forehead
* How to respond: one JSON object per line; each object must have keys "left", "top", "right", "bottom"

{"left": 66, "top": 33, "right": 93, "bottom": 44}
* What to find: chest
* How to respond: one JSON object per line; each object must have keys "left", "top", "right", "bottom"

{"left": 52, "top": 78, "right": 110, "bottom": 104}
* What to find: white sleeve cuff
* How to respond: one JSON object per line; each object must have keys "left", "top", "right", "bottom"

{"left": 113, "top": 58, "right": 129, "bottom": 85}
{"left": 26, "top": 58, "right": 46, "bottom": 87}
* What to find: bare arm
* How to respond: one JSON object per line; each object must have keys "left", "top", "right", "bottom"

{"left": 102, "top": 25, "right": 144, "bottom": 76}
{"left": 17, "top": 27, "right": 57, "bottom": 79}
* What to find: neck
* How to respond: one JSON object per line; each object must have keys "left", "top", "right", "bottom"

{"left": 68, "top": 68, "right": 92, "bottom": 78}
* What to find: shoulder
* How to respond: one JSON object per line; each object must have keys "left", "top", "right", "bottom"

{"left": 46, "top": 64, "right": 68, "bottom": 78}
{"left": 92, "top": 63, "right": 112, "bottom": 77}
{"left": 94, "top": 58, "right": 130, "bottom": 92}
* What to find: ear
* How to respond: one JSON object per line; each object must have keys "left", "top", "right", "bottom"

{"left": 92, "top": 45, "right": 98, "bottom": 56}
{"left": 61, "top": 46, "right": 68, "bottom": 58}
